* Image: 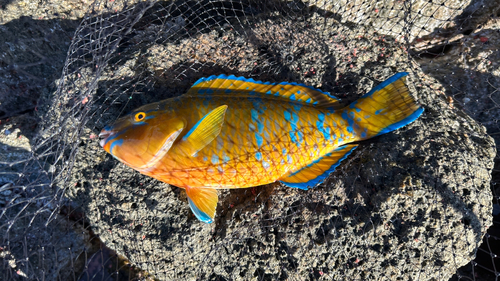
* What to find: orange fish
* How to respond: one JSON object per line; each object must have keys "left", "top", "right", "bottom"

{"left": 99, "top": 73, "right": 423, "bottom": 223}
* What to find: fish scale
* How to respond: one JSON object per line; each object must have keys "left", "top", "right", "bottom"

{"left": 156, "top": 96, "right": 334, "bottom": 188}
{"left": 100, "top": 73, "right": 423, "bottom": 223}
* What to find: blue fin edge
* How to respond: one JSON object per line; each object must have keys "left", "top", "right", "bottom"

{"left": 375, "top": 107, "right": 424, "bottom": 136}
{"left": 192, "top": 74, "right": 339, "bottom": 101}
{"left": 187, "top": 197, "right": 213, "bottom": 223}
{"left": 361, "top": 72, "right": 408, "bottom": 98}
{"left": 280, "top": 145, "right": 357, "bottom": 190}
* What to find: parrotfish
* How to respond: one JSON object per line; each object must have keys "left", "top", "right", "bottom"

{"left": 99, "top": 72, "right": 423, "bottom": 223}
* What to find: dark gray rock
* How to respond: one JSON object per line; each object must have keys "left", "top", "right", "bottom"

{"left": 1, "top": 0, "right": 497, "bottom": 280}
{"left": 64, "top": 10, "right": 495, "bottom": 280}
{"left": 299, "top": 0, "right": 500, "bottom": 42}
{"left": 0, "top": 2, "right": 91, "bottom": 280}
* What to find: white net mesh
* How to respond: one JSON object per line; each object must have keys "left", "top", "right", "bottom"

{"left": 1, "top": 0, "right": 499, "bottom": 280}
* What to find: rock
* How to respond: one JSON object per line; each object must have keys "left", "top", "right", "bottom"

{"left": 0, "top": 117, "right": 96, "bottom": 280}
{"left": 406, "top": 15, "right": 500, "bottom": 280}
{"left": 0, "top": 125, "right": 32, "bottom": 184}
{"left": 1, "top": 0, "right": 497, "bottom": 280}
{"left": 62, "top": 6, "right": 495, "bottom": 280}
{"left": 1, "top": 203, "right": 92, "bottom": 280}
{"left": 411, "top": 18, "right": 500, "bottom": 143}
{"left": 0, "top": 5, "right": 80, "bottom": 120}
{"left": 296, "top": 0, "right": 500, "bottom": 42}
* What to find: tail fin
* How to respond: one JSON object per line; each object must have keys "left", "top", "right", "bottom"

{"left": 342, "top": 72, "right": 424, "bottom": 141}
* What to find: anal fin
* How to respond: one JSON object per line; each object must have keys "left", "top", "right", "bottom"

{"left": 280, "top": 144, "right": 358, "bottom": 190}
{"left": 186, "top": 187, "right": 218, "bottom": 223}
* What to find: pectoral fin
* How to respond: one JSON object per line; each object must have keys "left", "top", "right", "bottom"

{"left": 280, "top": 144, "right": 358, "bottom": 190}
{"left": 178, "top": 105, "right": 228, "bottom": 156}
{"left": 186, "top": 187, "right": 218, "bottom": 223}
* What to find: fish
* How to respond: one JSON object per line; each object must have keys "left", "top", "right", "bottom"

{"left": 99, "top": 72, "right": 423, "bottom": 223}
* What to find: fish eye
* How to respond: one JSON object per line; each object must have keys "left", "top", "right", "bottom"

{"left": 134, "top": 112, "right": 146, "bottom": 122}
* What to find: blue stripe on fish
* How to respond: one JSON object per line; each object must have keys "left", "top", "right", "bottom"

{"left": 361, "top": 129, "right": 367, "bottom": 138}
{"left": 251, "top": 97, "right": 265, "bottom": 110}
{"left": 211, "top": 154, "right": 219, "bottom": 165}
{"left": 284, "top": 110, "right": 292, "bottom": 122}
{"left": 110, "top": 139, "right": 123, "bottom": 154}
{"left": 103, "top": 128, "right": 130, "bottom": 147}
{"left": 297, "top": 131, "right": 304, "bottom": 143}
{"left": 257, "top": 122, "right": 264, "bottom": 133}
{"left": 375, "top": 107, "right": 424, "bottom": 136}
{"left": 255, "top": 152, "right": 263, "bottom": 161}
{"left": 289, "top": 112, "right": 301, "bottom": 146}
{"left": 255, "top": 134, "right": 264, "bottom": 147}
{"left": 292, "top": 103, "right": 302, "bottom": 111}
{"left": 291, "top": 112, "right": 299, "bottom": 127}
{"left": 251, "top": 109, "right": 259, "bottom": 122}
{"left": 316, "top": 112, "right": 331, "bottom": 140}
{"left": 290, "top": 132, "right": 299, "bottom": 147}
{"left": 341, "top": 111, "right": 355, "bottom": 137}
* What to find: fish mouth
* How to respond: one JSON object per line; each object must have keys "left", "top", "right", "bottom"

{"left": 99, "top": 130, "right": 116, "bottom": 147}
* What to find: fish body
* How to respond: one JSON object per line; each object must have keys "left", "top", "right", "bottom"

{"left": 100, "top": 73, "right": 423, "bottom": 223}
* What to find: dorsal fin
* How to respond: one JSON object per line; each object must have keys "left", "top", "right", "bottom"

{"left": 187, "top": 74, "right": 340, "bottom": 108}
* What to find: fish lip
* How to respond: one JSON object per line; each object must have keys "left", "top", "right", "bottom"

{"left": 99, "top": 130, "right": 115, "bottom": 147}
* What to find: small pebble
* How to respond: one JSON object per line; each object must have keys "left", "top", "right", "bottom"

{"left": 4, "top": 129, "right": 11, "bottom": 135}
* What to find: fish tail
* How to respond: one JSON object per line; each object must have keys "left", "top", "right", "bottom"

{"left": 340, "top": 72, "right": 424, "bottom": 141}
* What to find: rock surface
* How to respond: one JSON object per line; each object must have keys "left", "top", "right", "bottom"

{"left": 0, "top": 2, "right": 92, "bottom": 280}
{"left": 0, "top": 0, "right": 498, "bottom": 280}
{"left": 298, "top": 0, "right": 500, "bottom": 42}
{"left": 63, "top": 7, "right": 496, "bottom": 280}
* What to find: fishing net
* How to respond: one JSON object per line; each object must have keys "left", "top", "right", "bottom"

{"left": 1, "top": 0, "right": 499, "bottom": 280}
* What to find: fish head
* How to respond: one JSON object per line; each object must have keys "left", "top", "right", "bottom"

{"left": 99, "top": 104, "right": 185, "bottom": 170}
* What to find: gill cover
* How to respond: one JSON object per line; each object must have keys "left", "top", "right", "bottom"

{"left": 102, "top": 112, "right": 186, "bottom": 171}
